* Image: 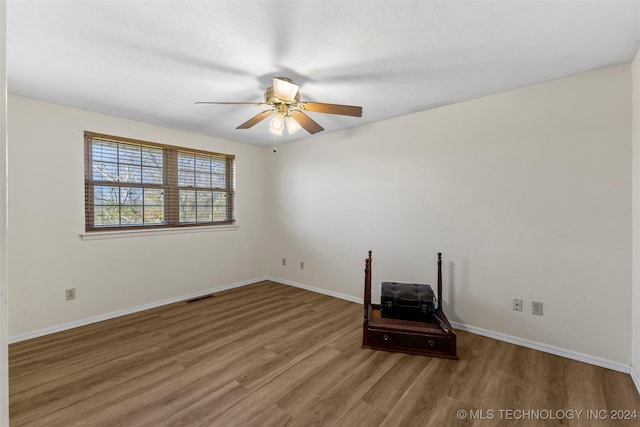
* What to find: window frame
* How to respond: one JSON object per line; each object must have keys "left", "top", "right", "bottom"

{"left": 84, "top": 131, "right": 235, "bottom": 232}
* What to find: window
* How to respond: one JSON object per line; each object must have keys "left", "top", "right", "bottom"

{"left": 84, "top": 132, "right": 235, "bottom": 232}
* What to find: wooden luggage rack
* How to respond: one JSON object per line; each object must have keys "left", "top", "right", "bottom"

{"left": 362, "top": 251, "right": 458, "bottom": 359}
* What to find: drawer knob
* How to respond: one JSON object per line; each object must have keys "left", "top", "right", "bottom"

{"left": 428, "top": 339, "right": 435, "bottom": 347}
{"left": 383, "top": 334, "right": 390, "bottom": 342}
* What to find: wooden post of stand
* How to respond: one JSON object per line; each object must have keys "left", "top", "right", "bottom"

{"left": 363, "top": 251, "right": 372, "bottom": 320}
{"left": 362, "top": 251, "right": 372, "bottom": 347}
{"left": 437, "top": 252, "right": 442, "bottom": 309}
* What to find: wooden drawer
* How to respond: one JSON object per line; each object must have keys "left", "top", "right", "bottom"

{"left": 367, "top": 328, "right": 453, "bottom": 353}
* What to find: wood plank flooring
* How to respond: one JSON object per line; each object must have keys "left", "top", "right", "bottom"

{"left": 9, "top": 281, "right": 640, "bottom": 426}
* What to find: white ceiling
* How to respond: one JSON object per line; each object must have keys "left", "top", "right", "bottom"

{"left": 7, "top": 1, "right": 640, "bottom": 147}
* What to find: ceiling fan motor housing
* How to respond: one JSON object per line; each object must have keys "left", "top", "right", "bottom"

{"left": 265, "top": 86, "right": 300, "bottom": 104}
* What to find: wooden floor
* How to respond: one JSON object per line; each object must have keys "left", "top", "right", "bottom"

{"left": 9, "top": 281, "right": 640, "bottom": 426}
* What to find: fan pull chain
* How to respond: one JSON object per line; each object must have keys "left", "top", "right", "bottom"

{"left": 272, "top": 135, "right": 277, "bottom": 153}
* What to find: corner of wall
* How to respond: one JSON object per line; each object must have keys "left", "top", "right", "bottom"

{"left": 632, "top": 366, "right": 640, "bottom": 395}
{"left": 631, "top": 47, "right": 640, "bottom": 395}
{"left": 0, "top": 1, "right": 8, "bottom": 424}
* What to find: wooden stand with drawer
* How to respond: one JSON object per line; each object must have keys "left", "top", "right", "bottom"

{"left": 362, "top": 251, "right": 458, "bottom": 359}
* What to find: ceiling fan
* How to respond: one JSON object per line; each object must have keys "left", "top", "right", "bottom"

{"left": 196, "top": 77, "right": 363, "bottom": 136}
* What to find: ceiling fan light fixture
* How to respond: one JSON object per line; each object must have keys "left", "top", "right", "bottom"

{"left": 269, "top": 111, "right": 285, "bottom": 136}
{"left": 285, "top": 115, "right": 301, "bottom": 135}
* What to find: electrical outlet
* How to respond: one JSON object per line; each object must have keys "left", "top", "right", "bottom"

{"left": 300, "top": 261, "right": 304, "bottom": 270}
{"left": 512, "top": 298, "right": 522, "bottom": 312}
{"left": 282, "top": 257, "right": 286, "bottom": 266}
{"left": 65, "top": 288, "right": 76, "bottom": 301}
{"left": 532, "top": 301, "right": 543, "bottom": 316}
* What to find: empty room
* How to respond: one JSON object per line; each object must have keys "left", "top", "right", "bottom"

{"left": 2, "top": 1, "right": 640, "bottom": 426}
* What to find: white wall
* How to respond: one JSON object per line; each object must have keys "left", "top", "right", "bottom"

{"left": 632, "top": 49, "right": 640, "bottom": 386}
{"left": 7, "top": 95, "right": 269, "bottom": 337}
{"left": 0, "top": 1, "right": 8, "bottom": 424}
{"left": 269, "top": 64, "right": 632, "bottom": 364}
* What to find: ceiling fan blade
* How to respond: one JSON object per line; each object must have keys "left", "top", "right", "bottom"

{"left": 289, "top": 110, "right": 324, "bottom": 134}
{"left": 196, "top": 101, "right": 267, "bottom": 106}
{"left": 236, "top": 109, "right": 275, "bottom": 129}
{"left": 299, "top": 102, "right": 362, "bottom": 117}
{"left": 273, "top": 77, "right": 299, "bottom": 102}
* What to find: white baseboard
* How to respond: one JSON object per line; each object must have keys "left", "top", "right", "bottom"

{"left": 450, "top": 322, "right": 631, "bottom": 374}
{"left": 267, "top": 276, "right": 363, "bottom": 304}
{"left": 8, "top": 276, "right": 267, "bottom": 344}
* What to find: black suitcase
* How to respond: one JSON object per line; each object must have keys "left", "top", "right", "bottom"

{"left": 380, "top": 282, "right": 436, "bottom": 322}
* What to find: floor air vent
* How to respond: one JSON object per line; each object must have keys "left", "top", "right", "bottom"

{"left": 185, "top": 294, "right": 215, "bottom": 304}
